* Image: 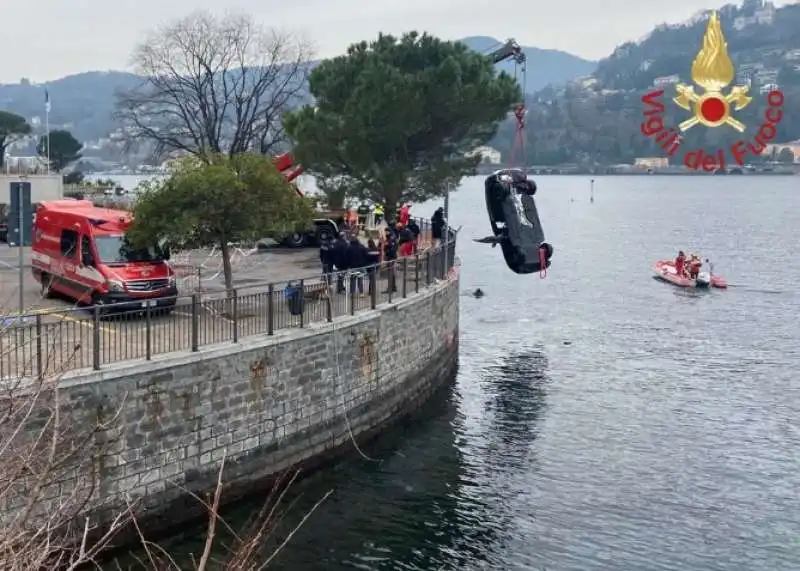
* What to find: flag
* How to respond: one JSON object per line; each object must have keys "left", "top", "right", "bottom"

{"left": 44, "top": 89, "right": 51, "bottom": 113}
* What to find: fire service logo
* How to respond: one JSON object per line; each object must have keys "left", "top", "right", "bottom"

{"left": 640, "top": 12, "right": 785, "bottom": 171}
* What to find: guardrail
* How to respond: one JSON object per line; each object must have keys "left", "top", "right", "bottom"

{"left": 0, "top": 229, "right": 456, "bottom": 379}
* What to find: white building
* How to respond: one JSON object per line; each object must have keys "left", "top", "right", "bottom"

{"left": 653, "top": 75, "right": 680, "bottom": 88}
{"left": 733, "top": 1, "right": 776, "bottom": 30}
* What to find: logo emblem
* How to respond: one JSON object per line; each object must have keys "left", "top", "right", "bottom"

{"left": 140, "top": 268, "right": 151, "bottom": 277}
{"left": 673, "top": 12, "right": 751, "bottom": 132}
{"left": 639, "top": 11, "right": 785, "bottom": 172}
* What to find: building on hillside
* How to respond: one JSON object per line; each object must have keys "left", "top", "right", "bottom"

{"left": 764, "top": 141, "right": 800, "bottom": 162}
{"left": 653, "top": 75, "right": 680, "bottom": 88}
{"left": 755, "top": 69, "right": 779, "bottom": 85}
{"left": 759, "top": 82, "right": 779, "bottom": 94}
{"left": 733, "top": 1, "right": 776, "bottom": 30}
{"left": 784, "top": 49, "right": 800, "bottom": 61}
{"left": 634, "top": 157, "right": 669, "bottom": 169}
{"left": 466, "top": 146, "right": 502, "bottom": 164}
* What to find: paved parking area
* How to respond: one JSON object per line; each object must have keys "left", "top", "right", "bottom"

{"left": 0, "top": 244, "right": 438, "bottom": 378}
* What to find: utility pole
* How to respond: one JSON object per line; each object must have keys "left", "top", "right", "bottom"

{"left": 14, "top": 177, "right": 27, "bottom": 315}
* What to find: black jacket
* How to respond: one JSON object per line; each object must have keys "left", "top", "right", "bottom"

{"left": 319, "top": 240, "right": 334, "bottom": 265}
{"left": 332, "top": 238, "right": 350, "bottom": 270}
{"left": 366, "top": 246, "right": 381, "bottom": 268}
{"left": 398, "top": 228, "right": 414, "bottom": 245}
{"left": 383, "top": 234, "right": 398, "bottom": 260}
{"left": 408, "top": 219, "right": 420, "bottom": 238}
{"left": 346, "top": 240, "right": 368, "bottom": 269}
{"left": 431, "top": 210, "right": 445, "bottom": 239}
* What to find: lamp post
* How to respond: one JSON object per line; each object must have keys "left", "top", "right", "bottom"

{"left": 16, "top": 175, "right": 27, "bottom": 316}
{"left": 442, "top": 182, "right": 451, "bottom": 274}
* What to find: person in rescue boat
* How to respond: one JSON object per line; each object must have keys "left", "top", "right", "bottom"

{"left": 688, "top": 254, "right": 702, "bottom": 279}
{"left": 675, "top": 251, "right": 686, "bottom": 277}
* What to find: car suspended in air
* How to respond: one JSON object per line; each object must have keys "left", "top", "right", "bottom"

{"left": 473, "top": 39, "right": 553, "bottom": 276}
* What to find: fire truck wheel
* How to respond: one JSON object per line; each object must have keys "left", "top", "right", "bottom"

{"left": 40, "top": 274, "right": 52, "bottom": 299}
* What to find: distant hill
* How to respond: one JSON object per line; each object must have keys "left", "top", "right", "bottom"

{"left": 0, "top": 72, "right": 141, "bottom": 143}
{"left": 0, "top": 37, "right": 596, "bottom": 148}
{"left": 458, "top": 36, "right": 597, "bottom": 92}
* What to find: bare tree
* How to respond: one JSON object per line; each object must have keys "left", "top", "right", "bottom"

{"left": 115, "top": 11, "right": 314, "bottom": 162}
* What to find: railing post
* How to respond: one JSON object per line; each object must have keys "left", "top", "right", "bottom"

{"left": 402, "top": 258, "right": 408, "bottom": 298}
{"left": 388, "top": 262, "right": 394, "bottom": 303}
{"left": 92, "top": 305, "right": 101, "bottom": 370}
{"left": 426, "top": 250, "right": 432, "bottom": 286}
{"left": 267, "top": 284, "right": 275, "bottom": 335}
{"left": 191, "top": 293, "right": 199, "bottom": 352}
{"left": 35, "top": 314, "right": 42, "bottom": 380}
{"left": 349, "top": 273, "right": 356, "bottom": 315}
{"left": 298, "top": 279, "right": 305, "bottom": 328}
{"left": 326, "top": 284, "right": 334, "bottom": 322}
{"left": 414, "top": 253, "right": 420, "bottom": 293}
{"left": 145, "top": 303, "right": 152, "bottom": 360}
{"left": 232, "top": 289, "right": 239, "bottom": 343}
{"left": 370, "top": 268, "right": 377, "bottom": 309}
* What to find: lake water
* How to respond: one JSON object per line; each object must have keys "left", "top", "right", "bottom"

{"left": 152, "top": 176, "right": 800, "bottom": 570}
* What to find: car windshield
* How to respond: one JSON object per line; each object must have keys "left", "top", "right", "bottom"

{"left": 94, "top": 235, "right": 166, "bottom": 264}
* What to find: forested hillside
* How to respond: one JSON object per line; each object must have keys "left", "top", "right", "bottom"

{"left": 490, "top": 1, "right": 800, "bottom": 165}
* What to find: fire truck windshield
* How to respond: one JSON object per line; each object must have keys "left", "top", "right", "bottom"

{"left": 94, "top": 235, "right": 166, "bottom": 264}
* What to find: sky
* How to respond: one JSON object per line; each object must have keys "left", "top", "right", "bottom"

{"left": 1, "top": 0, "right": 794, "bottom": 84}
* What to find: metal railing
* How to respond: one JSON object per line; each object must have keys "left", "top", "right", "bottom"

{"left": 0, "top": 227, "right": 455, "bottom": 379}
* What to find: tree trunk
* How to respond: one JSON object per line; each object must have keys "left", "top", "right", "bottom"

{"left": 220, "top": 239, "right": 234, "bottom": 294}
{"left": 381, "top": 184, "right": 403, "bottom": 223}
{"left": 220, "top": 239, "right": 235, "bottom": 318}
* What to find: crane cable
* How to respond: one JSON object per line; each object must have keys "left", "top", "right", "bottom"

{"left": 509, "top": 61, "right": 528, "bottom": 173}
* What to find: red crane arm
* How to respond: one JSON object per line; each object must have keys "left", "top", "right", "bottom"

{"left": 273, "top": 152, "right": 306, "bottom": 197}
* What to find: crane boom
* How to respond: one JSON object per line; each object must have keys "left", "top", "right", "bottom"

{"left": 488, "top": 39, "right": 525, "bottom": 65}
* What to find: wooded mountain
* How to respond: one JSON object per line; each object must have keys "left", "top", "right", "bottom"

{"left": 490, "top": 0, "right": 800, "bottom": 165}
{"left": 0, "top": 37, "right": 596, "bottom": 147}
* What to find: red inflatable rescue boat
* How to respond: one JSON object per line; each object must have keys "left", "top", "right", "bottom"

{"left": 653, "top": 260, "right": 727, "bottom": 289}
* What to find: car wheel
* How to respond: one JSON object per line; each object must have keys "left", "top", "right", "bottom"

{"left": 286, "top": 232, "right": 307, "bottom": 248}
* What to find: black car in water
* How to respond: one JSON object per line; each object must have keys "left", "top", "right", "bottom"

{"left": 474, "top": 169, "right": 553, "bottom": 274}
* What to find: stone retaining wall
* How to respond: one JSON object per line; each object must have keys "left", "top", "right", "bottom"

{"left": 31, "top": 266, "right": 460, "bottom": 531}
